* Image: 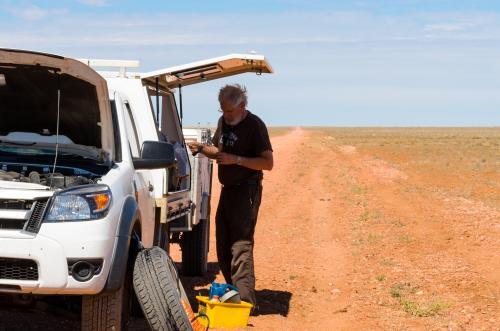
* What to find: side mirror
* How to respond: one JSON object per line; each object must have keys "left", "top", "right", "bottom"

{"left": 133, "top": 141, "right": 175, "bottom": 169}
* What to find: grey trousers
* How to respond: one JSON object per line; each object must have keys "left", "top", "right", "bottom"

{"left": 215, "top": 181, "right": 262, "bottom": 306}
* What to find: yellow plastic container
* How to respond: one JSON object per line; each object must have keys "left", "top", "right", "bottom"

{"left": 196, "top": 295, "right": 253, "bottom": 329}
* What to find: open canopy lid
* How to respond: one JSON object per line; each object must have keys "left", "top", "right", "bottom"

{"left": 140, "top": 53, "right": 273, "bottom": 88}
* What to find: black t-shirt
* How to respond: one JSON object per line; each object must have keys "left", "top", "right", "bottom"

{"left": 212, "top": 111, "right": 272, "bottom": 186}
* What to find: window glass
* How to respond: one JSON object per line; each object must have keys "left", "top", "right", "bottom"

{"left": 123, "top": 102, "right": 141, "bottom": 158}
{"left": 146, "top": 87, "right": 183, "bottom": 144}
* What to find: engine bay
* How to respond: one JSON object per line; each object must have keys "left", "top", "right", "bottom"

{"left": 0, "top": 163, "right": 99, "bottom": 189}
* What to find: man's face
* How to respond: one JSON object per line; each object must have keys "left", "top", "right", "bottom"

{"left": 220, "top": 100, "right": 245, "bottom": 125}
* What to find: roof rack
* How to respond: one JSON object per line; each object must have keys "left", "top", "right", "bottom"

{"left": 78, "top": 59, "right": 140, "bottom": 77}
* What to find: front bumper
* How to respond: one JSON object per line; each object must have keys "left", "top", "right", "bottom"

{"left": 0, "top": 222, "right": 117, "bottom": 295}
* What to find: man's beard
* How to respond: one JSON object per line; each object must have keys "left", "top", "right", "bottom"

{"left": 225, "top": 117, "right": 241, "bottom": 126}
{"left": 224, "top": 111, "right": 247, "bottom": 126}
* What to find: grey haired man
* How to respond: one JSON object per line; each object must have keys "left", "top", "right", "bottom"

{"left": 188, "top": 84, "right": 273, "bottom": 311}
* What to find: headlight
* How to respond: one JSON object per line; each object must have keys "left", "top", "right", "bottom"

{"left": 45, "top": 185, "right": 112, "bottom": 221}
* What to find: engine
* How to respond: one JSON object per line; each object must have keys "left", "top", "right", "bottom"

{"left": 0, "top": 169, "right": 96, "bottom": 189}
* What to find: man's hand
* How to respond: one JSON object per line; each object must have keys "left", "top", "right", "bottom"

{"left": 187, "top": 141, "right": 219, "bottom": 159}
{"left": 187, "top": 141, "right": 203, "bottom": 155}
{"left": 216, "top": 152, "right": 237, "bottom": 165}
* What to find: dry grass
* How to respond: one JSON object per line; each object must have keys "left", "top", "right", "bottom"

{"left": 311, "top": 127, "right": 500, "bottom": 207}
{"left": 268, "top": 127, "right": 293, "bottom": 137}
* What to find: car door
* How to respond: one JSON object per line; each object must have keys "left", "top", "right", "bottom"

{"left": 121, "top": 98, "right": 155, "bottom": 244}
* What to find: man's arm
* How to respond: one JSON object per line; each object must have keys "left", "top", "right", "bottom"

{"left": 187, "top": 117, "right": 222, "bottom": 159}
{"left": 187, "top": 142, "right": 219, "bottom": 159}
{"left": 215, "top": 150, "right": 273, "bottom": 171}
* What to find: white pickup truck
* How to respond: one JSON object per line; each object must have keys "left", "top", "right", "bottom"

{"left": 0, "top": 48, "right": 272, "bottom": 330}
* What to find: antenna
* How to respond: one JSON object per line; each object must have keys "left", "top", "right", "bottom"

{"left": 178, "top": 84, "right": 183, "bottom": 128}
{"left": 51, "top": 73, "right": 61, "bottom": 183}
{"left": 155, "top": 77, "right": 160, "bottom": 128}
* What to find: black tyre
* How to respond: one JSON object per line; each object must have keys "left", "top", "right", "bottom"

{"left": 81, "top": 265, "right": 133, "bottom": 331}
{"left": 180, "top": 218, "right": 209, "bottom": 276}
{"left": 133, "top": 247, "right": 193, "bottom": 331}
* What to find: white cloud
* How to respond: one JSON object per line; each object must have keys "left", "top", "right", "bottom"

{"left": 78, "top": 0, "right": 108, "bottom": 7}
{"left": 2, "top": 4, "right": 47, "bottom": 20}
{"left": 424, "top": 23, "right": 475, "bottom": 32}
{"left": 425, "top": 24, "right": 463, "bottom": 32}
{"left": 1, "top": 3, "right": 67, "bottom": 21}
{"left": 1, "top": 10, "right": 498, "bottom": 47}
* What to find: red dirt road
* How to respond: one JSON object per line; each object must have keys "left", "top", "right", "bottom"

{"left": 178, "top": 127, "right": 499, "bottom": 330}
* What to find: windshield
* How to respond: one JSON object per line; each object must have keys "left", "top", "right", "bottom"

{"left": 0, "top": 145, "right": 54, "bottom": 156}
{"left": 0, "top": 140, "right": 105, "bottom": 162}
{"left": 0, "top": 132, "right": 73, "bottom": 144}
{"left": 0, "top": 142, "right": 109, "bottom": 176}
{"left": 0, "top": 64, "right": 102, "bottom": 148}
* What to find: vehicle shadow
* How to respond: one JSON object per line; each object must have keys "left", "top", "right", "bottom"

{"left": 0, "top": 295, "right": 80, "bottom": 331}
{"left": 256, "top": 289, "right": 292, "bottom": 316}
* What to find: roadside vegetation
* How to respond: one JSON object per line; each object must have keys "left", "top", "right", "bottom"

{"left": 314, "top": 127, "right": 500, "bottom": 208}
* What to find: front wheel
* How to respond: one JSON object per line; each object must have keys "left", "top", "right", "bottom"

{"left": 81, "top": 267, "right": 133, "bottom": 331}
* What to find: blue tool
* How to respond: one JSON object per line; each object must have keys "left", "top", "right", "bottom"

{"left": 209, "top": 282, "right": 239, "bottom": 300}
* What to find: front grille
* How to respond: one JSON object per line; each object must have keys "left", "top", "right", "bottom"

{"left": 0, "top": 219, "right": 25, "bottom": 230}
{"left": 0, "top": 258, "right": 38, "bottom": 280}
{"left": 0, "top": 199, "right": 32, "bottom": 210}
{"left": 24, "top": 200, "right": 48, "bottom": 233}
{"left": 0, "top": 198, "right": 48, "bottom": 233}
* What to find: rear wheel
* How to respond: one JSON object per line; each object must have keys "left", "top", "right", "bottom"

{"left": 180, "top": 218, "right": 209, "bottom": 276}
{"left": 133, "top": 247, "right": 193, "bottom": 331}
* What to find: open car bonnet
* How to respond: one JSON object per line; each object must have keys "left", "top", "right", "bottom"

{"left": 0, "top": 49, "right": 114, "bottom": 162}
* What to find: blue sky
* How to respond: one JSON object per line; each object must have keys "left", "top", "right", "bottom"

{"left": 1, "top": 0, "right": 500, "bottom": 126}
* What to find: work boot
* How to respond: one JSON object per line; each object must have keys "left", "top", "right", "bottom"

{"left": 250, "top": 304, "right": 260, "bottom": 316}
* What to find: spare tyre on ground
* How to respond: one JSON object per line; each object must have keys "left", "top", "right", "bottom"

{"left": 133, "top": 247, "right": 193, "bottom": 331}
